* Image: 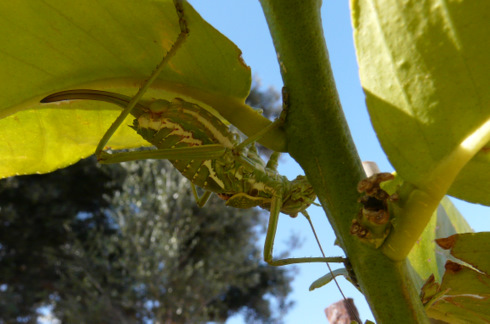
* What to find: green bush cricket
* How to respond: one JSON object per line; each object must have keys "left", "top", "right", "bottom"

{"left": 41, "top": 88, "right": 346, "bottom": 268}
{"left": 41, "top": 0, "right": 351, "bottom": 299}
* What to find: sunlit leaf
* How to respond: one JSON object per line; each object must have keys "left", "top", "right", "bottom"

{"left": 352, "top": 0, "right": 490, "bottom": 205}
{"left": 421, "top": 261, "right": 490, "bottom": 324}
{"left": 407, "top": 197, "right": 472, "bottom": 290}
{"left": 418, "top": 232, "right": 490, "bottom": 323}
{"left": 309, "top": 268, "right": 352, "bottom": 291}
{"left": 437, "top": 232, "right": 490, "bottom": 276}
{"left": 0, "top": 0, "right": 250, "bottom": 178}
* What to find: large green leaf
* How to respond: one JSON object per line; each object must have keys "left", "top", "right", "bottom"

{"left": 422, "top": 262, "right": 490, "bottom": 324}
{"left": 420, "top": 233, "right": 490, "bottom": 323}
{"left": 437, "top": 232, "right": 490, "bottom": 274}
{"left": 352, "top": 0, "right": 490, "bottom": 205}
{"left": 0, "top": 0, "right": 251, "bottom": 178}
{"left": 407, "top": 197, "right": 472, "bottom": 291}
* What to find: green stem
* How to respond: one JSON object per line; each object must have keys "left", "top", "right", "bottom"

{"left": 259, "top": 0, "right": 429, "bottom": 322}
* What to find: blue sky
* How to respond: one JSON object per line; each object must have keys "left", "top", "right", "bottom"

{"left": 189, "top": 1, "right": 489, "bottom": 323}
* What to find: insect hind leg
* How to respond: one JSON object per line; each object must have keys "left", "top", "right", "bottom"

{"left": 191, "top": 184, "right": 213, "bottom": 207}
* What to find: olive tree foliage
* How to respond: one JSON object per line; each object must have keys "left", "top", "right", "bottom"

{"left": 0, "top": 84, "right": 293, "bottom": 324}
{"left": 52, "top": 158, "right": 292, "bottom": 324}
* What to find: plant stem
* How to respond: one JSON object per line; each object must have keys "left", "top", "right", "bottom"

{"left": 259, "top": 0, "right": 429, "bottom": 322}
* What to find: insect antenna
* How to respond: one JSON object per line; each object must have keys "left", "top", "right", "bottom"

{"left": 302, "top": 210, "right": 362, "bottom": 323}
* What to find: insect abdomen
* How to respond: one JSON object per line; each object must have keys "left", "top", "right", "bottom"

{"left": 134, "top": 99, "right": 236, "bottom": 193}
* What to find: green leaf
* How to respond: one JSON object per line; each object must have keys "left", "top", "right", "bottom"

{"left": 407, "top": 197, "right": 472, "bottom": 291}
{"left": 422, "top": 262, "right": 490, "bottom": 323}
{"left": 0, "top": 0, "right": 251, "bottom": 178}
{"left": 419, "top": 233, "right": 490, "bottom": 323}
{"left": 352, "top": 0, "right": 490, "bottom": 205}
{"left": 309, "top": 268, "right": 352, "bottom": 291}
{"left": 437, "top": 232, "right": 490, "bottom": 275}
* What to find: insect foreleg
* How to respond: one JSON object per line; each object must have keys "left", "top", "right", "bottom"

{"left": 263, "top": 194, "right": 346, "bottom": 266}
{"left": 94, "top": 0, "right": 189, "bottom": 159}
{"left": 191, "top": 184, "right": 212, "bottom": 207}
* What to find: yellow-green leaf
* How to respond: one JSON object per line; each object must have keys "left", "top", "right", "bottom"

{"left": 422, "top": 261, "right": 490, "bottom": 323}
{"left": 352, "top": 0, "right": 490, "bottom": 205}
{"left": 0, "top": 0, "right": 250, "bottom": 178}
{"left": 437, "top": 232, "right": 490, "bottom": 275}
{"left": 407, "top": 197, "right": 472, "bottom": 290}
{"left": 419, "top": 233, "right": 490, "bottom": 323}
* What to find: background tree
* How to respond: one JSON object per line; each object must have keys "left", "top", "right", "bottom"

{"left": 0, "top": 157, "right": 125, "bottom": 322}
{"left": 0, "top": 84, "right": 293, "bottom": 323}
